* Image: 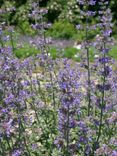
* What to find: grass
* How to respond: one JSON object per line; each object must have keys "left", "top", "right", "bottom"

{"left": 15, "top": 44, "right": 39, "bottom": 58}
{"left": 108, "top": 45, "right": 117, "bottom": 59}
{"left": 3, "top": 27, "right": 116, "bottom": 61}
{"left": 3, "top": 32, "right": 40, "bottom": 59}
{"left": 14, "top": 43, "right": 117, "bottom": 61}
{"left": 4, "top": 29, "right": 117, "bottom": 60}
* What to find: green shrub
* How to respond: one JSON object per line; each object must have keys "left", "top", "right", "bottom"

{"left": 17, "top": 21, "right": 35, "bottom": 36}
{"left": 47, "top": 20, "right": 76, "bottom": 39}
{"left": 63, "top": 47, "right": 78, "bottom": 58}
{"left": 15, "top": 44, "right": 39, "bottom": 58}
{"left": 49, "top": 47, "right": 58, "bottom": 59}
{"left": 109, "top": 45, "right": 117, "bottom": 59}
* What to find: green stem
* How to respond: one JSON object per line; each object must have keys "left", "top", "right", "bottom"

{"left": 97, "top": 50, "right": 106, "bottom": 143}
{"left": 20, "top": 122, "right": 31, "bottom": 156}
{"left": 0, "top": 141, "right": 5, "bottom": 155}
{"left": 0, "top": 37, "right": 4, "bottom": 47}
{"left": 66, "top": 104, "right": 70, "bottom": 155}
{"left": 10, "top": 31, "right": 15, "bottom": 54}
{"left": 85, "top": 17, "right": 91, "bottom": 116}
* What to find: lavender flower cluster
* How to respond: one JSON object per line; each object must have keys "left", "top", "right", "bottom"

{"left": 0, "top": 0, "right": 117, "bottom": 156}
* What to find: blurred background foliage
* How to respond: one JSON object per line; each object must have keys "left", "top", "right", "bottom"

{"left": 0, "top": 0, "right": 117, "bottom": 37}
{"left": 0, "top": 0, "right": 117, "bottom": 59}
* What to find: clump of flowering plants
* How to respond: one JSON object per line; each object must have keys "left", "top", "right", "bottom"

{"left": 0, "top": 0, "right": 117, "bottom": 156}
{"left": 54, "top": 59, "right": 81, "bottom": 155}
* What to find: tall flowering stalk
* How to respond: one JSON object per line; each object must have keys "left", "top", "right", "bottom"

{"left": 88, "top": 1, "right": 117, "bottom": 155}
{"left": 0, "top": 26, "right": 31, "bottom": 155}
{"left": 55, "top": 59, "right": 81, "bottom": 155}
{"left": 95, "top": 0, "right": 113, "bottom": 144}
{"left": 29, "top": 0, "right": 57, "bottom": 109}
{"left": 77, "top": 0, "right": 97, "bottom": 116}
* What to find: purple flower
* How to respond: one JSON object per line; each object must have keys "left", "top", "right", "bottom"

{"left": 54, "top": 137, "right": 64, "bottom": 149}
{"left": 76, "top": 24, "right": 82, "bottom": 30}
{"left": 79, "top": 136, "right": 87, "bottom": 144}
{"left": 102, "top": 48, "right": 110, "bottom": 53}
{"left": 4, "top": 93, "right": 14, "bottom": 104}
{"left": 89, "top": 0, "right": 96, "bottom": 6}
{"left": 99, "top": 57, "right": 110, "bottom": 64}
{"left": 12, "top": 149, "right": 22, "bottom": 156}
{"left": 111, "top": 150, "right": 117, "bottom": 156}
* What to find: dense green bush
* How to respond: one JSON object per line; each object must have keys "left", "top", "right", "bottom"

{"left": 15, "top": 44, "right": 39, "bottom": 58}
{"left": 0, "top": 0, "right": 117, "bottom": 37}
{"left": 17, "top": 21, "right": 35, "bottom": 35}
{"left": 47, "top": 20, "right": 76, "bottom": 39}
{"left": 63, "top": 47, "right": 78, "bottom": 58}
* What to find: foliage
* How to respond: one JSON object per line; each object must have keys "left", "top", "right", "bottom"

{"left": 47, "top": 20, "right": 76, "bottom": 39}
{"left": 17, "top": 21, "right": 35, "bottom": 35}
{"left": 47, "top": 0, "right": 81, "bottom": 23}
{"left": 109, "top": 45, "right": 117, "bottom": 59}
{"left": 15, "top": 43, "right": 39, "bottom": 58}
{"left": 0, "top": 0, "right": 117, "bottom": 36}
